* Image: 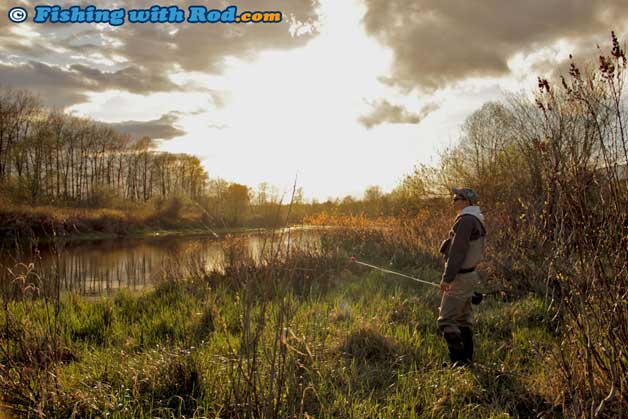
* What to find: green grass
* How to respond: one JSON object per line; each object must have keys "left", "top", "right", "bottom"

{"left": 0, "top": 267, "right": 560, "bottom": 418}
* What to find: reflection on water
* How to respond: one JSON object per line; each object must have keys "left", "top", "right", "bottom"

{"left": 0, "top": 230, "right": 321, "bottom": 297}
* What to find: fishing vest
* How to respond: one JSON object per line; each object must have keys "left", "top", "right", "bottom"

{"left": 439, "top": 214, "right": 486, "bottom": 270}
{"left": 459, "top": 214, "right": 486, "bottom": 269}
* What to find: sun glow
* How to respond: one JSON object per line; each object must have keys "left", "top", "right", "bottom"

{"left": 66, "top": 0, "right": 564, "bottom": 201}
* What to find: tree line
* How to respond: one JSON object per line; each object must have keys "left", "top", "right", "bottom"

{"left": 0, "top": 88, "right": 403, "bottom": 227}
{"left": 0, "top": 89, "right": 207, "bottom": 206}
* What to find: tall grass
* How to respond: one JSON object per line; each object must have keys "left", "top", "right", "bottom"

{"left": 1, "top": 223, "right": 569, "bottom": 418}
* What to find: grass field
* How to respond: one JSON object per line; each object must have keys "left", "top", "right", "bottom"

{"left": 0, "top": 248, "right": 561, "bottom": 418}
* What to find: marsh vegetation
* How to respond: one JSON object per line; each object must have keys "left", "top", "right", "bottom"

{"left": 1, "top": 34, "right": 627, "bottom": 418}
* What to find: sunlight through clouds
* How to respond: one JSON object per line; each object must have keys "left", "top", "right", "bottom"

{"left": 12, "top": 0, "right": 625, "bottom": 200}
{"left": 159, "top": 0, "right": 408, "bottom": 199}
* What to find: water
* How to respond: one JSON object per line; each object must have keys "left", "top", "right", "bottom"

{"left": 0, "top": 229, "right": 321, "bottom": 297}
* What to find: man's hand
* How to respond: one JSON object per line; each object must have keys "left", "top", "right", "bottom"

{"left": 440, "top": 282, "right": 450, "bottom": 295}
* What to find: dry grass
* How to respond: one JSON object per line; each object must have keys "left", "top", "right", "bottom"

{"left": 0, "top": 202, "right": 205, "bottom": 238}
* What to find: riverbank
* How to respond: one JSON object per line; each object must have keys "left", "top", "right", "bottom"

{"left": 0, "top": 262, "right": 559, "bottom": 418}
{"left": 35, "top": 226, "right": 275, "bottom": 243}
{"left": 70, "top": 224, "right": 336, "bottom": 241}
{"left": 0, "top": 203, "right": 306, "bottom": 242}
{"left": 0, "top": 203, "right": 199, "bottom": 239}
{"left": 2, "top": 214, "right": 619, "bottom": 417}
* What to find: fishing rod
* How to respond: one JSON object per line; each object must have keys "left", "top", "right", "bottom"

{"left": 349, "top": 257, "right": 509, "bottom": 303}
{"left": 349, "top": 256, "right": 440, "bottom": 288}
{"left": 190, "top": 200, "right": 220, "bottom": 238}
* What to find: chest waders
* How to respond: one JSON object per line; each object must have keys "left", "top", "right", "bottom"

{"left": 438, "top": 214, "right": 486, "bottom": 367}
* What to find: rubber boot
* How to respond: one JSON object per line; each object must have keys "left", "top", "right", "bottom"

{"left": 443, "top": 330, "right": 464, "bottom": 366}
{"left": 460, "top": 327, "right": 474, "bottom": 365}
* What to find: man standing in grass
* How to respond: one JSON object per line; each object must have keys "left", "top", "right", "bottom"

{"left": 438, "top": 187, "right": 486, "bottom": 366}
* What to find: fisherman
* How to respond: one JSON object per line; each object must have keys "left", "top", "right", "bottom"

{"left": 438, "top": 187, "right": 486, "bottom": 366}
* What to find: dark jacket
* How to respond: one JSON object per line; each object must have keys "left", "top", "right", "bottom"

{"left": 439, "top": 213, "right": 486, "bottom": 283}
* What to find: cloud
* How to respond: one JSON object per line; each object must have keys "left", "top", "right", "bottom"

{"left": 208, "top": 123, "right": 228, "bottom": 130}
{"left": 362, "top": 0, "right": 628, "bottom": 91}
{"left": 116, "top": 1, "right": 321, "bottom": 72}
{"left": 0, "top": 0, "right": 321, "bottom": 105}
{"left": 107, "top": 112, "right": 185, "bottom": 140}
{"left": 69, "top": 64, "right": 179, "bottom": 93}
{"left": 0, "top": 61, "right": 90, "bottom": 107}
{"left": 359, "top": 100, "right": 438, "bottom": 128}
{"left": 0, "top": 61, "right": 179, "bottom": 107}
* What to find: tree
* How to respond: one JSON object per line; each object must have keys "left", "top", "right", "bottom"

{"left": 0, "top": 87, "right": 210, "bottom": 208}
{"left": 224, "top": 183, "right": 250, "bottom": 226}
{"left": 363, "top": 185, "right": 383, "bottom": 216}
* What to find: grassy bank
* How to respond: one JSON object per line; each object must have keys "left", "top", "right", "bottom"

{"left": 0, "top": 203, "right": 210, "bottom": 240}
{"left": 0, "top": 203, "right": 322, "bottom": 243}
{"left": 3, "top": 217, "right": 621, "bottom": 418}
{"left": 1, "top": 257, "right": 560, "bottom": 418}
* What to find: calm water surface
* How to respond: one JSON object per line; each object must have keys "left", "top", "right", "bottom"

{"left": 0, "top": 229, "right": 321, "bottom": 297}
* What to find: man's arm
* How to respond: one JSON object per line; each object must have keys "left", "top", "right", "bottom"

{"left": 441, "top": 216, "right": 474, "bottom": 283}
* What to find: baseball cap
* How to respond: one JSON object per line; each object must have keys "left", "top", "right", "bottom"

{"left": 452, "top": 187, "right": 478, "bottom": 205}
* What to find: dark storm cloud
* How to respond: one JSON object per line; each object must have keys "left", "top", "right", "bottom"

{"left": 359, "top": 100, "right": 438, "bottom": 129}
{"left": 108, "top": 113, "right": 185, "bottom": 140}
{"left": 363, "top": 0, "right": 628, "bottom": 91}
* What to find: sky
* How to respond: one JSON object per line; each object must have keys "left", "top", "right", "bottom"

{"left": 2, "top": 0, "right": 628, "bottom": 201}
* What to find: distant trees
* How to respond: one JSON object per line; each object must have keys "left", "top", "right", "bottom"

{"left": 0, "top": 87, "right": 333, "bottom": 228}
{"left": 224, "top": 183, "right": 250, "bottom": 226}
{"left": 0, "top": 88, "right": 208, "bottom": 206}
{"left": 0, "top": 88, "right": 437, "bottom": 221}
{"left": 362, "top": 185, "right": 390, "bottom": 216}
